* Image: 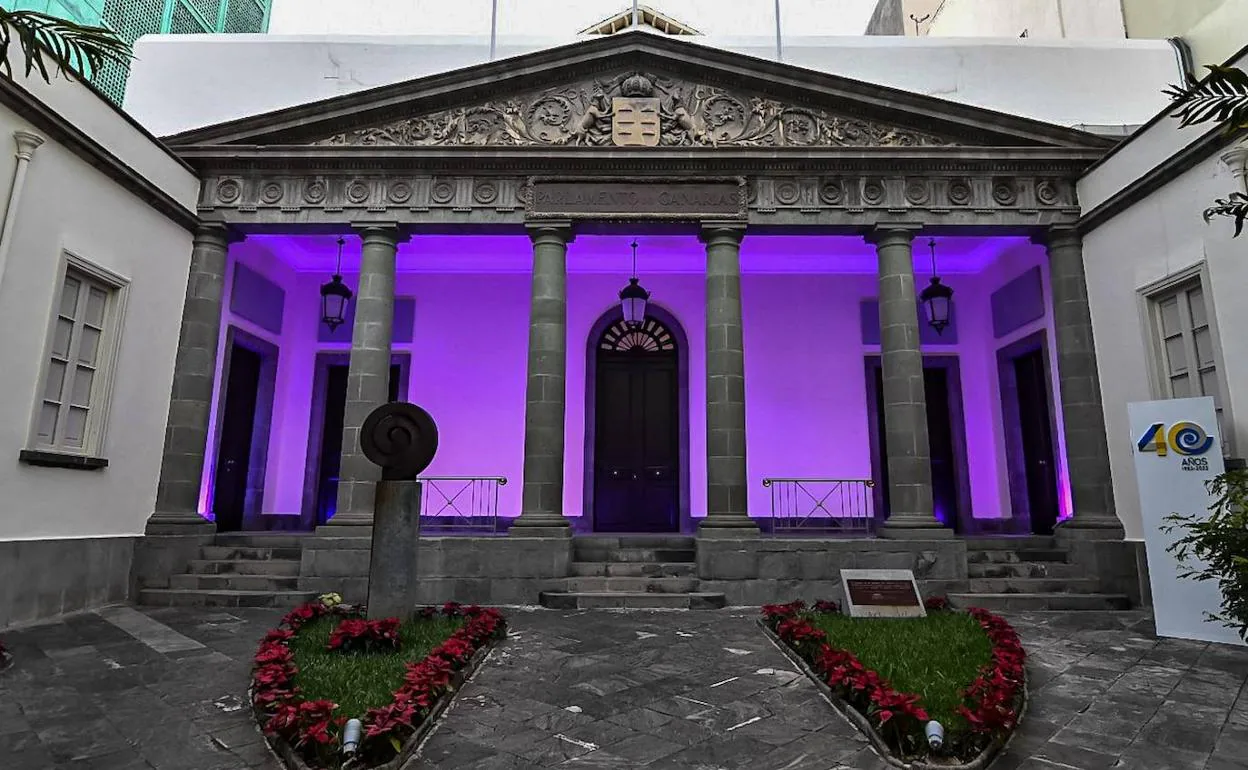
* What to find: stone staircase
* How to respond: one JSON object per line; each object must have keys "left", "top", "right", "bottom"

{"left": 539, "top": 535, "right": 726, "bottom": 609}
{"left": 949, "top": 536, "right": 1130, "bottom": 611}
{"left": 138, "top": 533, "right": 317, "bottom": 608}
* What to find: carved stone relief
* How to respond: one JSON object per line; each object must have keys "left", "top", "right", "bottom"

{"left": 313, "top": 72, "right": 956, "bottom": 149}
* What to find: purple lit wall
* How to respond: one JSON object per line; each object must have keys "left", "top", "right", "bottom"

{"left": 199, "top": 233, "right": 1072, "bottom": 530}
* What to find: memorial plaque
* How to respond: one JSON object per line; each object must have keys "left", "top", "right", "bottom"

{"left": 527, "top": 177, "right": 746, "bottom": 220}
{"left": 840, "top": 569, "right": 927, "bottom": 619}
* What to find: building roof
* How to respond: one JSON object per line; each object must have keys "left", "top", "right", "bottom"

{"left": 580, "top": 5, "right": 701, "bottom": 36}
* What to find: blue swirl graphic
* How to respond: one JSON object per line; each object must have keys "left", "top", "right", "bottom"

{"left": 1168, "top": 422, "right": 1214, "bottom": 456}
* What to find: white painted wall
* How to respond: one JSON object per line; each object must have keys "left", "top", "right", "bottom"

{"left": 123, "top": 33, "right": 1176, "bottom": 137}
{"left": 0, "top": 69, "right": 198, "bottom": 542}
{"left": 928, "top": 0, "right": 1126, "bottom": 38}
{"left": 1079, "top": 50, "right": 1248, "bottom": 542}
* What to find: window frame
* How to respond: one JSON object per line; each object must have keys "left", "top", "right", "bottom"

{"left": 27, "top": 251, "right": 129, "bottom": 459}
{"left": 1138, "top": 263, "right": 1235, "bottom": 455}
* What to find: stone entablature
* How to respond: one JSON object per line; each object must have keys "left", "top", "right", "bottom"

{"left": 194, "top": 171, "right": 1081, "bottom": 228}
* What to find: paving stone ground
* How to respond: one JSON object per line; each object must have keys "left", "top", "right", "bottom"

{"left": 0, "top": 606, "right": 1245, "bottom": 769}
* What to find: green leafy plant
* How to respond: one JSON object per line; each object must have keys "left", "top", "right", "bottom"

{"left": 1167, "top": 65, "right": 1248, "bottom": 237}
{"left": 0, "top": 6, "right": 130, "bottom": 84}
{"left": 1163, "top": 469, "right": 1248, "bottom": 642}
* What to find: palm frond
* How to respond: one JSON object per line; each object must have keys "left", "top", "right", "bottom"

{"left": 0, "top": 9, "right": 131, "bottom": 84}
{"left": 1203, "top": 192, "right": 1248, "bottom": 237}
{"left": 1167, "top": 65, "right": 1248, "bottom": 130}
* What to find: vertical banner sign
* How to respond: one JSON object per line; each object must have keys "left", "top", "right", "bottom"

{"left": 1129, "top": 397, "right": 1243, "bottom": 646}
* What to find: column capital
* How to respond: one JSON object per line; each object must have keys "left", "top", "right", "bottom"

{"left": 865, "top": 224, "right": 924, "bottom": 247}
{"left": 526, "top": 220, "right": 575, "bottom": 246}
{"left": 699, "top": 221, "right": 746, "bottom": 245}
{"left": 12, "top": 129, "right": 43, "bottom": 161}
{"left": 351, "top": 223, "right": 405, "bottom": 246}
{"left": 193, "top": 222, "right": 243, "bottom": 249}
{"left": 1032, "top": 226, "right": 1082, "bottom": 251}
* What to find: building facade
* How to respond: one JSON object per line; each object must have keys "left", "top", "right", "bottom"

{"left": 7, "top": 0, "right": 273, "bottom": 103}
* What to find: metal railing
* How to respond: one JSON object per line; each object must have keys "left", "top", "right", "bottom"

{"left": 418, "top": 476, "right": 508, "bottom": 533}
{"left": 762, "top": 478, "right": 876, "bottom": 535}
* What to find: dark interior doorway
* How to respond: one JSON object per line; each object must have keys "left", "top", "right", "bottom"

{"left": 998, "top": 334, "right": 1060, "bottom": 535}
{"left": 306, "top": 360, "right": 404, "bottom": 526}
{"left": 211, "top": 329, "right": 278, "bottom": 533}
{"left": 592, "top": 317, "right": 680, "bottom": 533}
{"left": 867, "top": 357, "right": 971, "bottom": 533}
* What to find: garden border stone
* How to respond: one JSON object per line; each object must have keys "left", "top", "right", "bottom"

{"left": 757, "top": 619, "right": 1028, "bottom": 770}
{"left": 253, "top": 617, "right": 504, "bottom": 770}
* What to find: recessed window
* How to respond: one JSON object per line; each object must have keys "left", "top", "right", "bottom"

{"left": 33, "top": 263, "right": 124, "bottom": 456}
{"left": 1148, "top": 278, "right": 1229, "bottom": 449}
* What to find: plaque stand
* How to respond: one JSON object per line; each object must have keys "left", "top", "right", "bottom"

{"left": 367, "top": 480, "right": 422, "bottom": 620}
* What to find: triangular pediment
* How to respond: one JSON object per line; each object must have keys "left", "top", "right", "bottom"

{"left": 164, "top": 32, "right": 1112, "bottom": 151}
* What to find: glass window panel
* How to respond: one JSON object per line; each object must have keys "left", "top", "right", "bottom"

{"left": 52, "top": 318, "right": 73, "bottom": 359}
{"left": 84, "top": 286, "right": 107, "bottom": 327}
{"left": 1188, "top": 287, "right": 1207, "bottom": 328}
{"left": 44, "top": 360, "right": 66, "bottom": 401}
{"left": 60, "top": 276, "right": 81, "bottom": 318}
{"left": 1164, "top": 336, "right": 1188, "bottom": 375}
{"left": 1200, "top": 369, "right": 1220, "bottom": 404}
{"left": 1170, "top": 374, "right": 1190, "bottom": 398}
{"left": 70, "top": 366, "right": 94, "bottom": 407}
{"left": 1194, "top": 328, "right": 1215, "bottom": 368}
{"left": 63, "top": 406, "right": 87, "bottom": 447}
{"left": 1159, "top": 297, "right": 1181, "bottom": 336}
{"left": 78, "top": 327, "right": 100, "bottom": 366}
{"left": 37, "top": 403, "right": 57, "bottom": 442}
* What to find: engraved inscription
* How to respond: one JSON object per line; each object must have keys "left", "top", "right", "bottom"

{"left": 528, "top": 180, "right": 743, "bottom": 218}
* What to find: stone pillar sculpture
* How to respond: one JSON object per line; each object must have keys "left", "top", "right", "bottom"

{"left": 333, "top": 224, "right": 402, "bottom": 527}
{"left": 699, "top": 223, "right": 758, "bottom": 536}
{"left": 511, "top": 222, "right": 573, "bottom": 535}
{"left": 869, "top": 227, "right": 949, "bottom": 538}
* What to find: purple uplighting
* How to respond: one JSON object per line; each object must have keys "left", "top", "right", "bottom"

{"left": 198, "top": 233, "right": 1072, "bottom": 533}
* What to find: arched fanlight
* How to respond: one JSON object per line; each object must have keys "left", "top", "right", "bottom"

{"left": 320, "top": 236, "right": 353, "bottom": 332}
{"left": 619, "top": 238, "right": 651, "bottom": 328}
{"left": 919, "top": 237, "right": 954, "bottom": 335}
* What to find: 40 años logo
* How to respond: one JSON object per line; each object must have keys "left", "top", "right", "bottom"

{"left": 1137, "top": 421, "right": 1215, "bottom": 470}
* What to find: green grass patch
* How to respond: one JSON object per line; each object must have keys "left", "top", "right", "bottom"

{"left": 289, "top": 615, "right": 462, "bottom": 719}
{"left": 807, "top": 612, "right": 992, "bottom": 727}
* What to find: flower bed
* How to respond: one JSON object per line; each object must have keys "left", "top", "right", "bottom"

{"left": 252, "top": 597, "right": 506, "bottom": 770}
{"left": 761, "top": 599, "right": 1026, "bottom": 768}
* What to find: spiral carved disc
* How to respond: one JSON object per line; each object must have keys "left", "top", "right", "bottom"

{"left": 359, "top": 402, "right": 439, "bottom": 480}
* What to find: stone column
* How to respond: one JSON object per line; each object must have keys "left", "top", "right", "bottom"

{"left": 511, "top": 222, "right": 573, "bottom": 535}
{"left": 146, "top": 224, "right": 236, "bottom": 534}
{"left": 700, "top": 223, "right": 758, "bottom": 537}
{"left": 870, "top": 227, "right": 949, "bottom": 539}
{"left": 332, "top": 224, "right": 402, "bottom": 527}
{"left": 1038, "top": 228, "right": 1123, "bottom": 535}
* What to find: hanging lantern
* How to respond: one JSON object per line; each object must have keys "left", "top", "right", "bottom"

{"left": 919, "top": 238, "right": 954, "bottom": 335}
{"left": 320, "top": 236, "right": 353, "bottom": 332}
{"left": 619, "top": 239, "right": 651, "bottom": 328}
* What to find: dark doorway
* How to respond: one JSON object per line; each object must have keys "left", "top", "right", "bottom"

{"left": 867, "top": 357, "right": 971, "bottom": 533}
{"left": 212, "top": 345, "right": 263, "bottom": 532}
{"left": 999, "top": 336, "right": 1061, "bottom": 535}
{"left": 592, "top": 317, "right": 680, "bottom": 533}
{"left": 311, "top": 363, "right": 402, "bottom": 525}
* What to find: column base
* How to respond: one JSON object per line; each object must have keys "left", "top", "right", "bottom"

{"left": 144, "top": 513, "right": 215, "bottom": 536}
{"left": 508, "top": 516, "right": 572, "bottom": 537}
{"left": 1055, "top": 516, "right": 1126, "bottom": 541}
{"left": 697, "top": 516, "right": 760, "bottom": 538}
{"left": 877, "top": 518, "right": 954, "bottom": 540}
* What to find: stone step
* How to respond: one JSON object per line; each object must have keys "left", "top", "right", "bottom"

{"left": 572, "top": 547, "right": 696, "bottom": 564}
{"left": 570, "top": 562, "right": 697, "bottom": 578}
{"left": 187, "top": 559, "right": 301, "bottom": 576}
{"left": 138, "top": 589, "right": 317, "bottom": 609}
{"left": 966, "top": 578, "right": 1100, "bottom": 594}
{"left": 966, "top": 548, "right": 1068, "bottom": 564}
{"left": 539, "top": 591, "right": 726, "bottom": 610}
{"left": 963, "top": 536, "right": 1056, "bottom": 551}
{"left": 949, "top": 593, "right": 1131, "bottom": 612}
{"left": 169, "top": 574, "right": 302, "bottom": 592}
{"left": 564, "top": 576, "right": 701, "bottom": 593}
{"left": 200, "top": 545, "right": 303, "bottom": 561}
{"left": 967, "top": 561, "right": 1084, "bottom": 579}
{"left": 573, "top": 535, "right": 695, "bottom": 551}
{"left": 213, "top": 533, "right": 308, "bottom": 549}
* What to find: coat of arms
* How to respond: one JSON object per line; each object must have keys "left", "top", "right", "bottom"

{"left": 612, "top": 96, "right": 661, "bottom": 146}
